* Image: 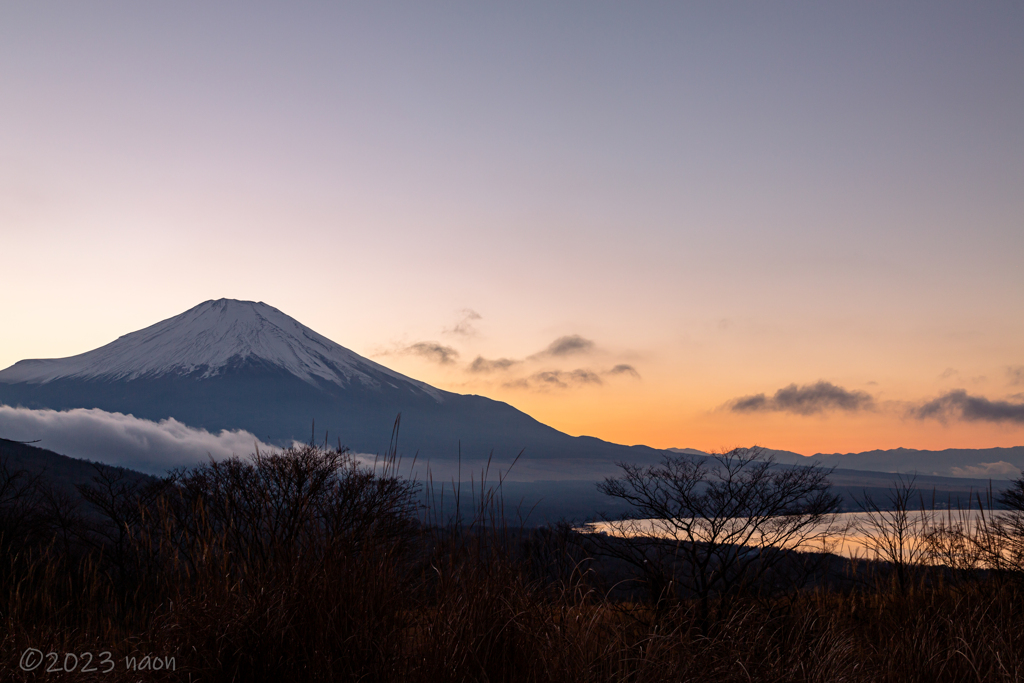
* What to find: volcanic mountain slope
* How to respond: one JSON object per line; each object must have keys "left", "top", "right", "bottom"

{"left": 0, "top": 299, "right": 663, "bottom": 479}
{"left": 0, "top": 299, "right": 444, "bottom": 397}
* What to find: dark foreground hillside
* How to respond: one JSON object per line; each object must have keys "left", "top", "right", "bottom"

{"left": 2, "top": 443, "right": 1024, "bottom": 682}
{"left": 0, "top": 438, "right": 156, "bottom": 494}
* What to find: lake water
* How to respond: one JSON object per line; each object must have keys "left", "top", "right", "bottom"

{"left": 583, "top": 510, "right": 1006, "bottom": 561}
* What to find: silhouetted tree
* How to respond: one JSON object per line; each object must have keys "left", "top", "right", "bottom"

{"left": 596, "top": 446, "right": 841, "bottom": 625}
{"left": 855, "top": 474, "right": 931, "bottom": 592}
{"left": 993, "top": 470, "right": 1024, "bottom": 573}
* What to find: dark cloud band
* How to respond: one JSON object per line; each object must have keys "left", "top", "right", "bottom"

{"left": 911, "top": 390, "right": 1024, "bottom": 424}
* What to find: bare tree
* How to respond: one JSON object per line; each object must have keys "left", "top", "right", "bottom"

{"left": 854, "top": 474, "right": 931, "bottom": 592}
{"left": 594, "top": 447, "right": 841, "bottom": 624}
{"left": 77, "top": 464, "right": 171, "bottom": 587}
{"left": 990, "top": 471, "right": 1024, "bottom": 573}
{"left": 922, "top": 498, "right": 988, "bottom": 582}
{"left": 150, "top": 443, "right": 420, "bottom": 579}
{"left": 918, "top": 473, "right": 1024, "bottom": 579}
{"left": 0, "top": 457, "right": 44, "bottom": 557}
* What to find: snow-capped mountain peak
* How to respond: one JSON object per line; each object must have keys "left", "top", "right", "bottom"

{"left": 0, "top": 299, "right": 441, "bottom": 400}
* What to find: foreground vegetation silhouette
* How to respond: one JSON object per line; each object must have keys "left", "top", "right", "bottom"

{"left": 2, "top": 439, "right": 1024, "bottom": 682}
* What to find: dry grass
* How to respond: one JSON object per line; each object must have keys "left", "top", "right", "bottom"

{"left": 2, "top": 447, "right": 1024, "bottom": 682}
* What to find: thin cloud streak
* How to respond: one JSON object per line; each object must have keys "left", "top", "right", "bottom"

{"left": 468, "top": 356, "right": 520, "bottom": 373}
{"left": 504, "top": 369, "right": 603, "bottom": 391}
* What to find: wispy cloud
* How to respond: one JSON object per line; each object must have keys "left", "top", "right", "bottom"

{"left": 505, "top": 369, "right": 603, "bottom": 391}
{"left": 729, "top": 381, "right": 875, "bottom": 416}
{"left": 606, "top": 364, "right": 641, "bottom": 379}
{"left": 467, "top": 356, "right": 520, "bottom": 373}
{"left": 0, "top": 406, "right": 273, "bottom": 474}
{"left": 531, "top": 335, "right": 595, "bottom": 359}
{"left": 444, "top": 309, "right": 482, "bottom": 337}
{"left": 910, "top": 390, "right": 1024, "bottom": 424}
{"left": 1008, "top": 366, "right": 1024, "bottom": 386}
{"left": 404, "top": 341, "right": 460, "bottom": 365}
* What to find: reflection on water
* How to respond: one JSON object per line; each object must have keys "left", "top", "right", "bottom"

{"left": 584, "top": 510, "right": 1001, "bottom": 561}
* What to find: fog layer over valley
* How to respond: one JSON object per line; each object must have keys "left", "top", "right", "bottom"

{"left": 0, "top": 405, "right": 275, "bottom": 473}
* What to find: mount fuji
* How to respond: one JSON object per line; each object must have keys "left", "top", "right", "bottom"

{"left": 0, "top": 299, "right": 663, "bottom": 479}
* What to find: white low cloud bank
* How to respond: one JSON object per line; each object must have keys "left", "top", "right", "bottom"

{"left": 949, "top": 461, "right": 1022, "bottom": 478}
{"left": 0, "top": 406, "right": 274, "bottom": 474}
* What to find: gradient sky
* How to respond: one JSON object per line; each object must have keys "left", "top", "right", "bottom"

{"left": 2, "top": 2, "right": 1022, "bottom": 455}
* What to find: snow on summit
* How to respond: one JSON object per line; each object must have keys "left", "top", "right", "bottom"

{"left": 0, "top": 299, "right": 441, "bottom": 398}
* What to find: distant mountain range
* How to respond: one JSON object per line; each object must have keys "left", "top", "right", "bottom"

{"left": 770, "top": 447, "right": 1024, "bottom": 480}
{"left": 670, "top": 447, "right": 1024, "bottom": 481}
{"left": 1, "top": 299, "right": 1020, "bottom": 483}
